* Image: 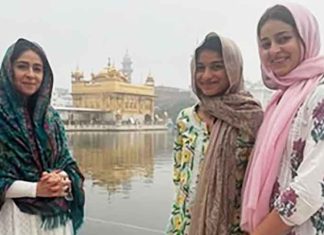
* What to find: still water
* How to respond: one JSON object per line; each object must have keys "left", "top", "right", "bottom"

{"left": 67, "top": 131, "right": 175, "bottom": 235}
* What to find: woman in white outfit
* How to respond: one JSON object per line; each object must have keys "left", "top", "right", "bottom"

{"left": 0, "top": 38, "right": 85, "bottom": 235}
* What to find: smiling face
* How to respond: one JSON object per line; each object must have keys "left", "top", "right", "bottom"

{"left": 259, "top": 19, "right": 302, "bottom": 77}
{"left": 12, "top": 49, "right": 44, "bottom": 97}
{"left": 195, "top": 49, "right": 230, "bottom": 96}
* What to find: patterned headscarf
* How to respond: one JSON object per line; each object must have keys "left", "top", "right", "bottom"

{"left": 0, "top": 38, "right": 84, "bottom": 234}
{"left": 189, "top": 32, "right": 263, "bottom": 235}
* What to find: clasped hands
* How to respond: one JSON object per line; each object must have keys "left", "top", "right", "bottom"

{"left": 36, "top": 170, "right": 71, "bottom": 198}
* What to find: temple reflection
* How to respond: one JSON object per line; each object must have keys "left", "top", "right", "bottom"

{"left": 68, "top": 132, "right": 170, "bottom": 195}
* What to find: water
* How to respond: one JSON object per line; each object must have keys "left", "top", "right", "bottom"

{"left": 67, "top": 131, "right": 175, "bottom": 235}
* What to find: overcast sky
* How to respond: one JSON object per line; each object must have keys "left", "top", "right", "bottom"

{"left": 0, "top": 0, "right": 323, "bottom": 90}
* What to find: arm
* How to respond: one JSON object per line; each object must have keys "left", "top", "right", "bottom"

{"left": 6, "top": 180, "right": 37, "bottom": 198}
{"left": 172, "top": 116, "right": 184, "bottom": 186}
{"left": 252, "top": 94, "right": 324, "bottom": 235}
{"left": 251, "top": 210, "right": 291, "bottom": 235}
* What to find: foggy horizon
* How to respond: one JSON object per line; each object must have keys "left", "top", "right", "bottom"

{"left": 1, "top": 0, "right": 323, "bottom": 90}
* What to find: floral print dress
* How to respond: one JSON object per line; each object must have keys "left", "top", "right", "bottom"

{"left": 166, "top": 105, "right": 253, "bottom": 235}
{"left": 270, "top": 81, "right": 324, "bottom": 235}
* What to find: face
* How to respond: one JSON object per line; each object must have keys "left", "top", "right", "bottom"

{"left": 195, "top": 49, "right": 230, "bottom": 96}
{"left": 259, "top": 19, "right": 302, "bottom": 77}
{"left": 12, "top": 49, "right": 44, "bottom": 97}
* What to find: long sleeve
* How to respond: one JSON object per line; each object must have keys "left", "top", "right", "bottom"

{"left": 274, "top": 89, "right": 324, "bottom": 226}
{"left": 172, "top": 114, "right": 184, "bottom": 186}
{"left": 6, "top": 180, "right": 37, "bottom": 198}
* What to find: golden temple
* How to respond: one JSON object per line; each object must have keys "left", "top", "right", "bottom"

{"left": 70, "top": 55, "right": 156, "bottom": 124}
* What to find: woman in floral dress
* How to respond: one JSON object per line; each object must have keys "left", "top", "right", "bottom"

{"left": 241, "top": 3, "right": 324, "bottom": 235}
{"left": 166, "top": 33, "right": 263, "bottom": 235}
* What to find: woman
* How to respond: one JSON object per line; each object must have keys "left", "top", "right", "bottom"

{"left": 0, "top": 38, "right": 84, "bottom": 235}
{"left": 241, "top": 3, "right": 324, "bottom": 235}
{"left": 166, "top": 33, "right": 263, "bottom": 235}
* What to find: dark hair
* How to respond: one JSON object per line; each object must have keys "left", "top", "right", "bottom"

{"left": 257, "top": 5, "right": 298, "bottom": 38}
{"left": 10, "top": 39, "right": 47, "bottom": 66}
{"left": 195, "top": 35, "right": 222, "bottom": 60}
{"left": 10, "top": 39, "right": 49, "bottom": 112}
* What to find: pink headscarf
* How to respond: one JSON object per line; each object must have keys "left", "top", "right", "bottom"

{"left": 241, "top": 2, "right": 324, "bottom": 232}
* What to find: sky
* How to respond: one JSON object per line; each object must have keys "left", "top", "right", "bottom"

{"left": 0, "top": 0, "right": 323, "bottom": 90}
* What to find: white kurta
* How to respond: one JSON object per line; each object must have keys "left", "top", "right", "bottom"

{"left": 0, "top": 181, "right": 72, "bottom": 235}
{"left": 271, "top": 80, "right": 324, "bottom": 235}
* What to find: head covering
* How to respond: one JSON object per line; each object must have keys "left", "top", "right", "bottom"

{"left": 241, "top": 3, "right": 324, "bottom": 232}
{"left": 189, "top": 32, "right": 263, "bottom": 235}
{"left": 0, "top": 38, "right": 84, "bottom": 234}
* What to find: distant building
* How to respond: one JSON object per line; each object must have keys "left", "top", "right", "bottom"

{"left": 154, "top": 86, "right": 196, "bottom": 122}
{"left": 245, "top": 80, "right": 273, "bottom": 108}
{"left": 51, "top": 87, "right": 73, "bottom": 107}
{"left": 121, "top": 51, "right": 133, "bottom": 83}
{"left": 70, "top": 57, "right": 156, "bottom": 124}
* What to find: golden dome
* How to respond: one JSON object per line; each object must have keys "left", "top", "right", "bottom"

{"left": 97, "top": 67, "right": 109, "bottom": 77}
{"left": 145, "top": 73, "right": 155, "bottom": 86}
{"left": 93, "top": 64, "right": 128, "bottom": 83}
{"left": 71, "top": 67, "right": 84, "bottom": 81}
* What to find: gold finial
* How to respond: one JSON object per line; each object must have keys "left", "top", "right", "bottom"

{"left": 145, "top": 72, "right": 155, "bottom": 86}
{"left": 71, "top": 66, "right": 84, "bottom": 81}
{"left": 107, "top": 57, "right": 111, "bottom": 67}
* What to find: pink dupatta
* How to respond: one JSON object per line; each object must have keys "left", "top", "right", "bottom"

{"left": 241, "top": 2, "right": 324, "bottom": 232}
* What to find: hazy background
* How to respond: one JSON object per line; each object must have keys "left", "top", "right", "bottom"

{"left": 0, "top": 0, "right": 323, "bottom": 90}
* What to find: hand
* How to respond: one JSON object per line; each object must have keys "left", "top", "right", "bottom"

{"left": 36, "top": 171, "right": 71, "bottom": 198}
{"left": 58, "top": 171, "right": 73, "bottom": 200}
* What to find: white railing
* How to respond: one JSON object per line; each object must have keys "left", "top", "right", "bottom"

{"left": 64, "top": 124, "right": 168, "bottom": 132}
